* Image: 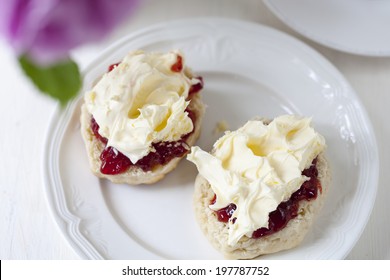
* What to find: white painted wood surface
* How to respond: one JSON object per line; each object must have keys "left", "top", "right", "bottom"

{"left": 1, "top": 0, "right": 388, "bottom": 259}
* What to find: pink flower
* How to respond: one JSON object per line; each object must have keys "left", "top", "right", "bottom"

{"left": 0, "top": 0, "right": 139, "bottom": 63}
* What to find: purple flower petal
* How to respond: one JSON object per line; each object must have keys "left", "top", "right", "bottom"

{"left": 0, "top": 0, "right": 139, "bottom": 63}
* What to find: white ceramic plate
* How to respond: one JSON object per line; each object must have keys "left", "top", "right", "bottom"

{"left": 264, "top": 0, "right": 390, "bottom": 56}
{"left": 43, "top": 18, "right": 378, "bottom": 259}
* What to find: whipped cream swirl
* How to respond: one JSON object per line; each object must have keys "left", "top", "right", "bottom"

{"left": 85, "top": 50, "right": 200, "bottom": 163}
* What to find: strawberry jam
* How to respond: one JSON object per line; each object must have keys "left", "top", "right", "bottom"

{"left": 210, "top": 195, "right": 237, "bottom": 223}
{"left": 134, "top": 141, "right": 189, "bottom": 172}
{"left": 91, "top": 110, "right": 196, "bottom": 175}
{"left": 100, "top": 146, "right": 132, "bottom": 174}
{"left": 211, "top": 159, "right": 321, "bottom": 238}
{"left": 217, "top": 203, "right": 237, "bottom": 223}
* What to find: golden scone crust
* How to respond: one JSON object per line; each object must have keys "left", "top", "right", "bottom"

{"left": 80, "top": 93, "right": 205, "bottom": 185}
{"left": 193, "top": 152, "right": 330, "bottom": 259}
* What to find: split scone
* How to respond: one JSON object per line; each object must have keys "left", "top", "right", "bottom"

{"left": 81, "top": 50, "right": 205, "bottom": 184}
{"left": 187, "top": 115, "right": 330, "bottom": 259}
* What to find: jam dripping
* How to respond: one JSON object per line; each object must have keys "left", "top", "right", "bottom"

{"left": 211, "top": 159, "right": 321, "bottom": 238}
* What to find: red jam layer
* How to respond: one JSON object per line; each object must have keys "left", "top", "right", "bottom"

{"left": 100, "top": 146, "right": 132, "bottom": 175}
{"left": 211, "top": 159, "right": 321, "bottom": 239}
{"left": 91, "top": 114, "right": 195, "bottom": 175}
{"left": 99, "top": 141, "right": 189, "bottom": 174}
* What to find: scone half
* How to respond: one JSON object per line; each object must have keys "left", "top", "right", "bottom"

{"left": 193, "top": 153, "right": 330, "bottom": 259}
{"left": 188, "top": 115, "right": 330, "bottom": 259}
{"left": 80, "top": 50, "right": 205, "bottom": 185}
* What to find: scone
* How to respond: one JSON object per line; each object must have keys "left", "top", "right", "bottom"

{"left": 81, "top": 50, "right": 205, "bottom": 185}
{"left": 187, "top": 115, "right": 330, "bottom": 259}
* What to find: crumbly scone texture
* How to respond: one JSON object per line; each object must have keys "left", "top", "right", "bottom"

{"left": 80, "top": 93, "right": 205, "bottom": 185}
{"left": 193, "top": 152, "right": 331, "bottom": 259}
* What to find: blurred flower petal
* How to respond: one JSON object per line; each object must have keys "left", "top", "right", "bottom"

{"left": 0, "top": 0, "right": 139, "bottom": 63}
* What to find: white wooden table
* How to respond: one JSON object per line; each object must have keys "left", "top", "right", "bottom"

{"left": 1, "top": 0, "right": 388, "bottom": 259}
